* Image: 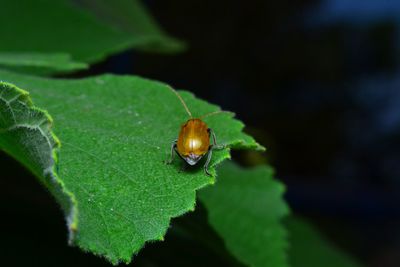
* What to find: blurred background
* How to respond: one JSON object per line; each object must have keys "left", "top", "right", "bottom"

{"left": 1, "top": 0, "right": 400, "bottom": 266}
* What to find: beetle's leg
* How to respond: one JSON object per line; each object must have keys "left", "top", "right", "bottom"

{"left": 204, "top": 145, "right": 213, "bottom": 176}
{"left": 165, "top": 139, "right": 177, "bottom": 164}
{"left": 208, "top": 128, "right": 225, "bottom": 150}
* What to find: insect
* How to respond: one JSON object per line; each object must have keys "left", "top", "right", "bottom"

{"left": 165, "top": 86, "right": 228, "bottom": 176}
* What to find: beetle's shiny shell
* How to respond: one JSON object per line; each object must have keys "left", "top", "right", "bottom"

{"left": 177, "top": 119, "right": 210, "bottom": 159}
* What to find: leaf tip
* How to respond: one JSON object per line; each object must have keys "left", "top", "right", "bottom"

{"left": 256, "top": 143, "right": 266, "bottom": 152}
{"left": 209, "top": 177, "right": 216, "bottom": 185}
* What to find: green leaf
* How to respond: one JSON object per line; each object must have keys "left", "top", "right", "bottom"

{"left": 0, "top": 52, "right": 88, "bottom": 74}
{"left": 0, "top": 0, "right": 183, "bottom": 73}
{"left": 74, "top": 0, "right": 186, "bottom": 53}
{"left": 199, "top": 161, "right": 290, "bottom": 267}
{"left": 0, "top": 69, "right": 261, "bottom": 264}
{"left": 287, "top": 217, "right": 363, "bottom": 267}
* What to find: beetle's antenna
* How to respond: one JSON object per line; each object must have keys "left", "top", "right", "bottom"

{"left": 199, "top": 110, "right": 235, "bottom": 119}
{"left": 167, "top": 85, "right": 192, "bottom": 118}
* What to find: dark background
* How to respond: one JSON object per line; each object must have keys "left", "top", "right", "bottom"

{"left": 2, "top": 0, "right": 400, "bottom": 266}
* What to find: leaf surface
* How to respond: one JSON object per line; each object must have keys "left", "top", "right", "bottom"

{"left": 0, "top": 52, "right": 88, "bottom": 74}
{"left": 199, "top": 162, "right": 290, "bottom": 267}
{"left": 0, "top": 0, "right": 182, "bottom": 74}
{"left": 0, "top": 70, "right": 261, "bottom": 264}
{"left": 74, "top": 0, "right": 185, "bottom": 53}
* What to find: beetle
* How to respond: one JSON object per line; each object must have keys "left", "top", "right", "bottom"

{"left": 165, "top": 86, "right": 228, "bottom": 176}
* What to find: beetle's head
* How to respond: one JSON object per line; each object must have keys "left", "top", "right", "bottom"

{"left": 184, "top": 153, "right": 203, "bottom": 166}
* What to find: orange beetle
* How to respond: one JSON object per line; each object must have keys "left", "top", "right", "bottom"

{"left": 165, "top": 86, "right": 226, "bottom": 176}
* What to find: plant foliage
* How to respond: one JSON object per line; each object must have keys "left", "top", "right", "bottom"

{"left": 0, "top": 70, "right": 261, "bottom": 264}
{"left": 200, "top": 162, "right": 290, "bottom": 267}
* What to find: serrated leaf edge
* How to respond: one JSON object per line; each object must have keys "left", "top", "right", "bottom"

{"left": 0, "top": 81, "right": 79, "bottom": 243}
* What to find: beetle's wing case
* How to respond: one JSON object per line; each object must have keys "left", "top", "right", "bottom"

{"left": 176, "top": 119, "right": 210, "bottom": 158}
